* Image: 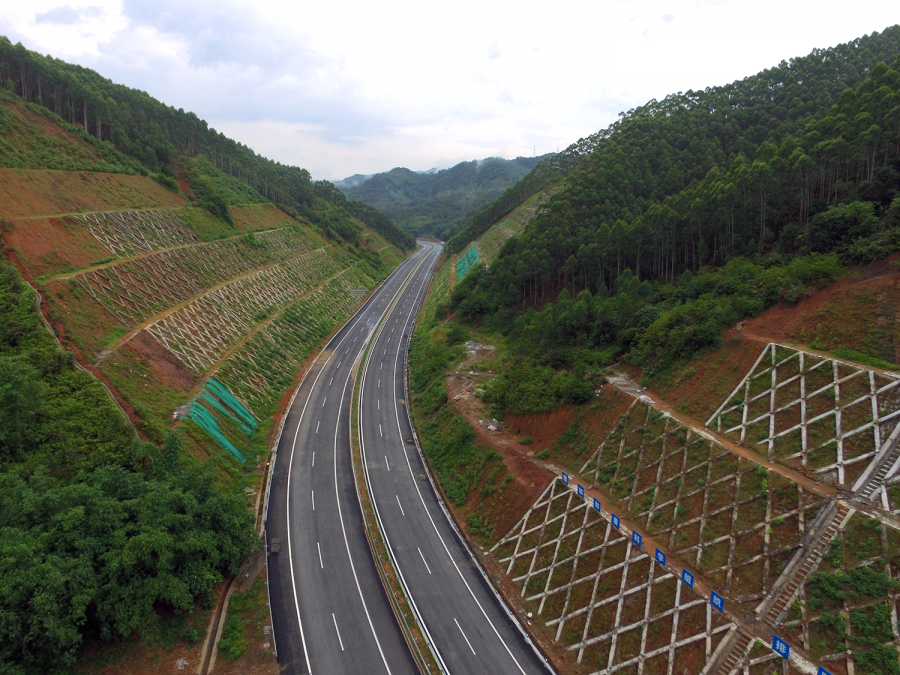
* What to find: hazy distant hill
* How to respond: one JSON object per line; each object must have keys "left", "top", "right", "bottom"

{"left": 338, "top": 154, "right": 554, "bottom": 238}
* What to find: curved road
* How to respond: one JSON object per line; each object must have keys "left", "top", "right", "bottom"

{"left": 267, "top": 241, "right": 551, "bottom": 674}
{"left": 266, "top": 246, "right": 431, "bottom": 674}
{"left": 359, "top": 243, "right": 551, "bottom": 674}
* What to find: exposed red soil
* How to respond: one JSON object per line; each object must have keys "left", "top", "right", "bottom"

{"left": 649, "top": 329, "right": 766, "bottom": 422}
{"left": 4, "top": 216, "right": 112, "bottom": 278}
{"left": 42, "top": 276, "right": 123, "bottom": 358}
{"left": 445, "top": 369, "right": 554, "bottom": 503}
{"left": 505, "top": 406, "right": 579, "bottom": 448}
{"left": 229, "top": 204, "right": 295, "bottom": 232}
{"left": 2, "top": 100, "right": 98, "bottom": 151}
{"left": 176, "top": 166, "right": 193, "bottom": 198}
{"left": 126, "top": 331, "right": 199, "bottom": 392}
{"left": 0, "top": 169, "right": 186, "bottom": 220}
{"left": 742, "top": 254, "right": 900, "bottom": 364}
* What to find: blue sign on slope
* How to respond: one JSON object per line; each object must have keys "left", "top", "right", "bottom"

{"left": 772, "top": 636, "right": 790, "bottom": 659}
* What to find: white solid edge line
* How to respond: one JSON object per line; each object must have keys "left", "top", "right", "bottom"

{"left": 283, "top": 247, "right": 425, "bottom": 675}
{"left": 358, "top": 245, "right": 451, "bottom": 675}
{"left": 391, "top": 248, "right": 530, "bottom": 673}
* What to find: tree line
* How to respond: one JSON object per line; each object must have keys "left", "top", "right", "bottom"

{"left": 447, "top": 32, "right": 900, "bottom": 407}
{"left": 0, "top": 259, "right": 257, "bottom": 672}
{"left": 447, "top": 26, "right": 900, "bottom": 256}
{"left": 0, "top": 36, "right": 414, "bottom": 250}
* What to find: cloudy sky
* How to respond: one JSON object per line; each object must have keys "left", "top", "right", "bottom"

{"left": 1, "top": 1, "right": 897, "bottom": 180}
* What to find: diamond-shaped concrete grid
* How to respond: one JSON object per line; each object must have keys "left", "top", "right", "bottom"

{"left": 73, "top": 209, "right": 198, "bottom": 256}
{"left": 492, "top": 479, "right": 733, "bottom": 674}
{"left": 74, "top": 228, "right": 313, "bottom": 326}
{"left": 215, "top": 274, "right": 362, "bottom": 406}
{"left": 776, "top": 512, "right": 900, "bottom": 673}
{"left": 148, "top": 252, "right": 348, "bottom": 372}
{"left": 707, "top": 343, "right": 900, "bottom": 489}
{"left": 579, "top": 400, "right": 825, "bottom": 605}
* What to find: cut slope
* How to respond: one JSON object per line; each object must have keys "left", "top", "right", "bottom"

{"left": 0, "top": 168, "right": 185, "bottom": 219}
{"left": 3, "top": 169, "right": 408, "bottom": 463}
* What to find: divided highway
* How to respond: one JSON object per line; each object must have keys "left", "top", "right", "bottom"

{"left": 359, "top": 242, "right": 551, "bottom": 674}
{"left": 266, "top": 246, "right": 431, "bottom": 675}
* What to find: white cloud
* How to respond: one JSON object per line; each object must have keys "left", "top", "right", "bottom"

{"left": 2, "top": 0, "right": 899, "bottom": 179}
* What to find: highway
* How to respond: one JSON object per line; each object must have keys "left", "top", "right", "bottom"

{"left": 266, "top": 244, "right": 433, "bottom": 675}
{"left": 359, "top": 242, "right": 551, "bottom": 674}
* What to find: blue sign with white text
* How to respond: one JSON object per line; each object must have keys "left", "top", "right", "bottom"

{"left": 682, "top": 569, "right": 694, "bottom": 587}
{"left": 632, "top": 531, "right": 642, "bottom": 547}
{"left": 593, "top": 498, "right": 601, "bottom": 513}
{"left": 772, "top": 636, "right": 789, "bottom": 659}
{"left": 710, "top": 591, "right": 724, "bottom": 612}
{"left": 655, "top": 549, "right": 666, "bottom": 566}
{"left": 577, "top": 484, "right": 584, "bottom": 498}
{"left": 816, "top": 667, "right": 831, "bottom": 675}
{"left": 612, "top": 514, "right": 620, "bottom": 529}
{"left": 561, "top": 472, "right": 569, "bottom": 485}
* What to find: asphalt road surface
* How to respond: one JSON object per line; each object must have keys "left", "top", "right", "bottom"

{"left": 266, "top": 245, "right": 433, "bottom": 675}
{"left": 359, "top": 242, "right": 552, "bottom": 674}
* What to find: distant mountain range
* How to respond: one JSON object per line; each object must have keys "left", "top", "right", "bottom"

{"left": 335, "top": 155, "right": 555, "bottom": 239}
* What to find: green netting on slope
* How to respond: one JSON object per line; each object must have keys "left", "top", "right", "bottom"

{"left": 456, "top": 246, "right": 480, "bottom": 280}
{"left": 186, "top": 378, "right": 258, "bottom": 462}
{"left": 200, "top": 392, "right": 254, "bottom": 435}
{"left": 188, "top": 402, "right": 245, "bottom": 462}
{"left": 206, "top": 377, "right": 258, "bottom": 430}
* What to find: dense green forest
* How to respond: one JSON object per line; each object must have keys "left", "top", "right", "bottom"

{"left": 448, "top": 27, "right": 900, "bottom": 256}
{"left": 447, "top": 29, "right": 900, "bottom": 414}
{"left": 339, "top": 155, "right": 552, "bottom": 238}
{"left": 0, "top": 36, "right": 414, "bottom": 250}
{"left": 0, "top": 260, "right": 256, "bottom": 672}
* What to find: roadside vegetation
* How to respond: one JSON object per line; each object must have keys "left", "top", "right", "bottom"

{"left": 0, "top": 258, "right": 257, "bottom": 673}
{"left": 448, "top": 46, "right": 900, "bottom": 405}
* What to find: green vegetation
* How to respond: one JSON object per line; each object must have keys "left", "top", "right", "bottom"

{"left": 409, "top": 264, "right": 503, "bottom": 508}
{"left": 340, "top": 156, "right": 552, "bottom": 239}
{"left": 448, "top": 28, "right": 900, "bottom": 256}
{"left": 0, "top": 91, "right": 138, "bottom": 173}
{"left": 0, "top": 36, "right": 414, "bottom": 251}
{"left": 217, "top": 578, "right": 272, "bottom": 662}
{"left": 448, "top": 36, "right": 900, "bottom": 394}
{"left": 0, "top": 258, "right": 257, "bottom": 673}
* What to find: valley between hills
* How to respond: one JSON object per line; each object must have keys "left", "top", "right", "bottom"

{"left": 4, "top": 23, "right": 900, "bottom": 675}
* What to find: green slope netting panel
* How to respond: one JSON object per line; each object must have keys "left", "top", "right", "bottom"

{"left": 187, "top": 378, "right": 259, "bottom": 462}
{"left": 456, "top": 246, "right": 480, "bottom": 280}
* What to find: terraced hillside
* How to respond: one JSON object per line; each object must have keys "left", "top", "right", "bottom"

{"left": 1, "top": 169, "right": 406, "bottom": 465}
{"left": 488, "top": 342, "right": 900, "bottom": 675}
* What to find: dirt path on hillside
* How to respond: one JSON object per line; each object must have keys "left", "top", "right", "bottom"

{"left": 444, "top": 345, "right": 556, "bottom": 500}
{"left": 611, "top": 369, "right": 838, "bottom": 499}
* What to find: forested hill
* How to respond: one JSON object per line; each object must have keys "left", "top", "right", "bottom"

{"left": 447, "top": 26, "right": 900, "bottom": 256}
{"left": 0, "top": 37, "right": 414, "bottom": 250}
{"left": 448, "top": 28, "right": 900, "bottom": 408}
{"left": 338, "top": 155, "right": 554, "bottom": 239}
